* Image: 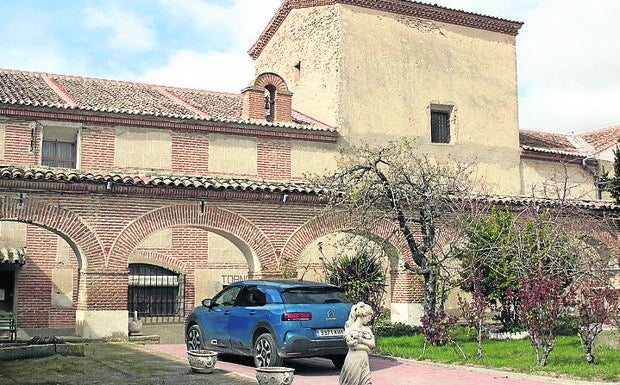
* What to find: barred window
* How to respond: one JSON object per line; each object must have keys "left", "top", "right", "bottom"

{"left": 128, "top": 263, "right": 185, "bottom": 323}
{"left": 431, "top": 110, "right": 451, "bottom": 144}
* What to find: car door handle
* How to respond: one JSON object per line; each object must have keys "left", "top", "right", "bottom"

{"left": 248, "top": 311, "right": 256, "bottom": 316}
{"left": 224, "top": 310, "right": 231, "bottom": 315}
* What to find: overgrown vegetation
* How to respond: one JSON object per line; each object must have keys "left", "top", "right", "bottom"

{"left": 374, "top": 320, "right": 420, "bottom": 337}
{"left": 320, "top": 237, "right": 387, "bottom": 322}
{"left": 458, "top": 203, "right": 618, "bottom": 366}
{"left": 459, "top": 206, "right": 521, "bottom": 332}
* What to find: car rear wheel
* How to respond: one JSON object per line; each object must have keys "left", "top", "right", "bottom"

{"left": 329, "top": 354, "right": 346, "bottom": 370}
{"left": 253, "top": 333, "right": 283, "bottom": 367}
{"left": 186, "top": 324, "right": 202, "bottom": 351}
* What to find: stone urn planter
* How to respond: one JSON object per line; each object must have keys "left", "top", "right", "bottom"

{"left": 187, "top": 349, "right": 218, "bottom": 373}
{"left": 127, "top": 311, "right": 143, "bottom": 336}
{"left": 255, "top": 366, "right": 295, "bottom": 385}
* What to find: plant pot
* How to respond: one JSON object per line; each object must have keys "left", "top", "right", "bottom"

{"left": 128, "top": 311, "right": 143, "bottom": 336}
{"left": 255, "top": 366, "right": 295, "bottom": 385}
{"left": 187, "top": 349, "right": 218, "bottom": 374}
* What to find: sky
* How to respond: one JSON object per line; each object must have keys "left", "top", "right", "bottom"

{"left": 0, "top": 0, "right": 619, "bottom": 134}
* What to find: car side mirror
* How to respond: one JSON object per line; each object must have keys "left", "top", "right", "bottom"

{"left": 202, "top": 299, "right": 212, "bottom": 308}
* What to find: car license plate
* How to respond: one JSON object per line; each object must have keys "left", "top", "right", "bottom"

{"left": 317, "top": 328, "right": 345, "bottom": 337}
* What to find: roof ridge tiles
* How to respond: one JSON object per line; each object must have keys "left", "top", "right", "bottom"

{"left": 575, "top": 123, "right": 620, "bottom": 137}
{"left": 40, "top": 73, "right": 81, "bottom": 108}
{"left": 155, "top": 86, "right": 212, "bottom": 119}
{"left": 292, "top": 109, "right": 334, "bottom": 129}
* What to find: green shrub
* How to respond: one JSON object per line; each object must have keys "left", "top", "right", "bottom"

{"left": 553, "top": 315, "right": 578, "bottom": 336}
{"left": 374, "top": 320, "right": 420, "bottom": 337}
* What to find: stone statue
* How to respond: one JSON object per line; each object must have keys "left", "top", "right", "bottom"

{"left": 339, "top": 302, "right": 375, "bottom": 385}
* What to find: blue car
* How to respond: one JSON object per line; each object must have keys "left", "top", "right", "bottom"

{"left": 185, "top": 279, "right": 352, "bottom": 368}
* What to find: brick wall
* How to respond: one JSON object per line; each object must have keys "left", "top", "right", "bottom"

{"left": 80, "top": 125, "right": 115, "bottom": 171}
{"left": 3, "top": 121, "right": 38, "bottom": 165}
{"left": 17, "top": 226, "right": 79, "bottom": 329}
{"left": 172, "top": 131, "right": 209, "bottom": 175}
{"left": 258, "top": 139, "right": 292, "bottom": 180}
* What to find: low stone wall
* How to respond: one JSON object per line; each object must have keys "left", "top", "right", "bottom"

{"left": 0, "top": 343, "right": 84, "bottom": 361}
{"left": 487, "top": 330, "right": 529, "bottom": 340}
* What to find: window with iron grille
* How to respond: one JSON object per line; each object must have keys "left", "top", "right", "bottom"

{"left": 431, "top": 110, "right": 451, "bottom": 144}
{"left": 128, "top": 263, "right": 185, "bottom": 323}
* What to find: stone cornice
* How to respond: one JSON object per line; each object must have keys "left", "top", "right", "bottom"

{"left": 249, "top": 0, "right": 523, "bottom": 59}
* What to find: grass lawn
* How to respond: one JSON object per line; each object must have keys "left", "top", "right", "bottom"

{"left": 376, "top": 330, "right": 620, "bottom": 382}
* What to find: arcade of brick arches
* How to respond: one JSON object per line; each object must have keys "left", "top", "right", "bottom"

{"left": 0, "top": 180, "right": 420, "bottom": 339}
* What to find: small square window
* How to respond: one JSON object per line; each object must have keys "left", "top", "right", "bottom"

{"left": 431, "top": 110, "right": 451, "bottom": 144}
{"left": 42, "top": 140, "right": 76, "bottom": 168}
{"left": 40, "top": 125, "right": 79, "bottom": 168}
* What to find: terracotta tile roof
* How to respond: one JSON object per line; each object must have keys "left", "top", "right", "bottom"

{"left": 0, "top": 68, "right": 335, "bottom": 132}
{"left": 476, "top": 195, "right": 620, "bottom": 211}
{"left": 1, "top": 166, "right": 617, "bottom": 211}
{"left": 0, "top": 71, "right": 67, "bottom": 107}
{"left": 0, "top": 166, "right": 325, "bottom": 195}
{"left": 519, "top": 129, "right": 584, "bottom": 157}
{"left": 520, "top": 125, "right": 620, "bottom": 158}
{"left": 576, "top": 124, "right": 620, "bottom": 155}
{"left": 249, "top": 0, "right": 523, "bottom": 59}
{"left": 0, "top": 247, "right": 26, "bottom": 265}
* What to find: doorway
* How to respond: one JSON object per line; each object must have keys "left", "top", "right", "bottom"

{"left": 0, "top": 270, "right": 15, "bottom": 313}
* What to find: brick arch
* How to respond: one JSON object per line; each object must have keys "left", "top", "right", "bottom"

{"left": 281, "top": 211, "right": 412, "bottom": 269}
{"left": 253, "top": 72, "right": 289, "bottom": 93}
{"left": 128, "top": 250, "right": 188, "bottom": 274}
{"left": 109, "top": 204, "right": 277, "bottom": 272}
{"left": 0, "top": 196, "right": 103, "bottom": 270}
{"left": 562, "top": 216, "right": 620, "bottom": 266}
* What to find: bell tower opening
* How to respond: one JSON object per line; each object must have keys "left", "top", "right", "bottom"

{"left": 265, "top": 85, "right": 276, "bottom": 122}
{"left": 242, "top": 72, "right": 292, "bottom": 123}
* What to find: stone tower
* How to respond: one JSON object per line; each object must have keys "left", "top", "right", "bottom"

{"left": 250, "top": 0, "right": 523, "bottom": 195}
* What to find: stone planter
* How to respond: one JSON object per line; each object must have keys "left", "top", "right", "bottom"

{"left": 128, "top": 311, "right": 143, "bottom": 336}
{"left": 255, "top": 366, "right": 295, "bottom": 385}
{"left": 187, "top": 349, "right": 218, "bottom": 373}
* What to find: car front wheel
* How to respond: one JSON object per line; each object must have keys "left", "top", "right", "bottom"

{"left": 253, "top": 333, "right": 283, "bottom": 367}
{"left": 186, "top": 324, "right": 202, "bottom": 351}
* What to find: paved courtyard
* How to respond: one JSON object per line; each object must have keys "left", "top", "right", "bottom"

{"left": 151, "top": 344, "right": 611, "bottom": 385}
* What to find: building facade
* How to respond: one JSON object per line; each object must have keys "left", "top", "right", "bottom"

{"left": 0, "top": 0, "right": 618, "bottom": 340}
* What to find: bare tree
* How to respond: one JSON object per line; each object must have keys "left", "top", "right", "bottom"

{"left": 310, "top": 138, "right": 478, "bottom": 322}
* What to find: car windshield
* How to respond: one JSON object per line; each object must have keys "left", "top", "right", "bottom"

{"left": 212, "top": 285, "right": 242, "bottom": 307}
{"left": 280, "top": 287, "right": 350, "bottom": 304}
